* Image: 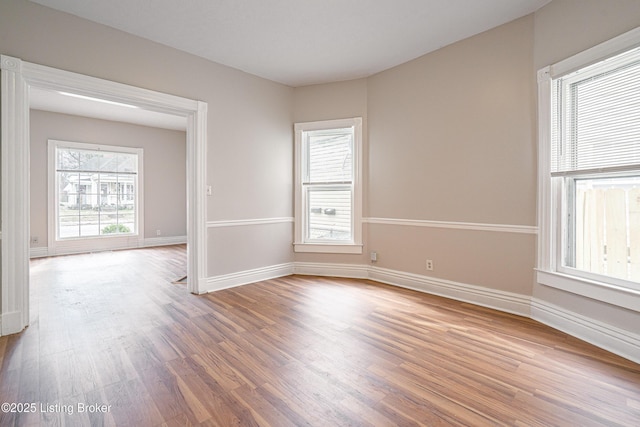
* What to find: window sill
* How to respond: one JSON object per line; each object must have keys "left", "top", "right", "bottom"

{"left": 294, "top": 243, "right": 363, "bottom": 254}
{"left": 536, "top": 269, "right": 640, "bottom": 312}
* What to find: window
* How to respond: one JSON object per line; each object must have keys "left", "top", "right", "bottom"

{"left": 294, "top": 118, "right": 362, "bottom": 253}
{"left": 50, "top": 140, "right": 143, "bottom": 240}
{"left": 538, "top": 27, "right": 640, "bottom": 308}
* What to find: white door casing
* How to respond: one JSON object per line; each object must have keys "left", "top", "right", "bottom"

{"left": 0, "top": 55, "right": 208, "bottom": 335}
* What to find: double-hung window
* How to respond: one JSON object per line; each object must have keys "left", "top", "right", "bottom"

{"left": 294, "top": 118, "right": 362, "bottom": 253}
{"left": 538, "top": 28, "right": 640, "bottom": 308}
{"left": 50, "top": 140, "right": 143, "bottom": 241}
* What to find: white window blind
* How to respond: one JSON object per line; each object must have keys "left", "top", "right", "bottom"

{"left": 307, "top": 129, "right": 353, "bottom": 184}
{"left": 304, "top": 128, "right": 354, "bottom": 241}
{"left": 552, "top": 46, "right": 640, "bottom": 177}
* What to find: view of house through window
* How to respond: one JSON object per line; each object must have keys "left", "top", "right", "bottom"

{"left": 306, "top": 128, "right": 353, "bottom": 241}
{"left": 551, "top": 46, "right": 640, "bottom": 288}
{"left": 53, "top": 141, "right": 141, "bottom": 239}
{"left": 294, "top": 117, "right": 362, "bottom": 253}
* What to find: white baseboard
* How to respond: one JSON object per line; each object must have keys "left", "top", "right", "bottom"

{"left": 141, "top": 235, "right": 187, "bottom": 247}
{"left": 368, "top": 266, "right": 532, "bottom": 317}
{"left": 531, "top": 299, "right": 640, "bottom": 364}
{"left": 1, "top": 310, "right": 25, "bottom": 335}
{"left": 291, "top": 262, "right": 530, "bottom": 316}
{"left": 29, "top": 235, "right": 187, "bottom": 258}
{"left": 29, "top": 247, "right": 49, "bottom": 258}
{"left": 206, "top": 263, "right": 294, "bottom": 292}
{"left": 293, "top": 262, "right": 369, "bottom": 279}
{"left": 204, "top": 261, "right": 638, "bottom": 363}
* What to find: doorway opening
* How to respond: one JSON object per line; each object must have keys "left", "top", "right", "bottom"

{"left": 1, "top": 55, "right": 208, "bottom": 335}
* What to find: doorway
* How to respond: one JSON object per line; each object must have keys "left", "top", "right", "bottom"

{"left": 1, "top": 55, "right": 208, "bottom": 335}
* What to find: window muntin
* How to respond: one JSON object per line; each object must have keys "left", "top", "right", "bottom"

{"left": 54, "top": 142, "right": 141, "bottom": 240}
{"left": 551, "top": 46, "right": 640, "bottom": 290}
{"left": 294, "top": 118, "right": 362, "bottom": 253}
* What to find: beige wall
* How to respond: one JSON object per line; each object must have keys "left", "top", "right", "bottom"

{"left": 291, "top": 16, "right": 537, "bottom": 296}
{"left": 0, "top": 0, "right": 295, "bottom": 277}
{"left": 29, "top": 110, "right": 187, "bottom": 247}
{"left": 367, "top": 15, "right": 537, "bottom": 296}
{"left": 533, "top": 0, "right": 640, "bottom": 70}
{"left": 532, "top": 0, "right": 640, "bottom": 333}
{"left": 291, "top": 2, "right": 640, "bottom": 341}
{"left": 293, "top": 78, "right": 368, "bottom": 124}
{"left": 2, "top": 0, "right": 639, "bottom": 345}
{"left": 293, "top": 79, "right": 371, "bottom": 265}
{"left": 367, "top": 15, "right": 536, "bottom": 225}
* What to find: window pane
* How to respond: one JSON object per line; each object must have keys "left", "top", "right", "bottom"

{"left": 78, "top": 150, "right": 100, "bottom": 171}
{"left": 307, "top": 188, "right": 351, "bottom": 241}
{"left": 58, "top": 149, "right": 79, "bottom": 171}
{"left": 78, "top": 149, "right": 116, "bottom": 172}
{"left": 58, "top": 215, "right": 80, "bottom": 239}
{"left": 55, "top": 143, "right": 139, "bottom": 240}
{"left": 58, "top": 171, "right": 78, "bottom": 194}
{"left": 79, "top": 214, "right": 100, "bottom": 237}
{"left": 118, "top": 153, "right": 137, "bottom": 173}
{"left": 553, "top": 47, "right": 640, "bottom": 175}
{"left": 571, "top": 62, "right": 640, "bottom": 171}
{"left": 119, "top": 216, "right": 135, "bottom": 234}
{"left": 99, "top": 215, "right": 130, "bottom": 235}
{"left": 100, "top": 152, "right": 119, "bottom": 172}
{"left": 308, "top": 131, "right": 352, "bottom": 183}
{"left": 570, "top": 176, "right": 640, "bottom": 282}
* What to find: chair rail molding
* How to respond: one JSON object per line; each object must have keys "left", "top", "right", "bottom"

{"left": 364, "top": 217, "right": 538, "bottom": 234}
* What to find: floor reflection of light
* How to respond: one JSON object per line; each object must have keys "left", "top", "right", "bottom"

{"left": 304, "top": 284, "right": 365, "bottom": 322}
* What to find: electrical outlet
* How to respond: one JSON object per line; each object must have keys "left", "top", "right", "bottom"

{"left": 156, "top": 229, "right": 161, "bottom": 236}
{"left": 426, "top": 259, "right": 434, "bottom": 271}
{"left": 30, "top": 236, "right": 39, "bottom": 244}
{"left": 370, "top": 251, "right": 378, "bottom": 262}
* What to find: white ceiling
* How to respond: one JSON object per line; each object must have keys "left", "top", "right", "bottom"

{"left": 28, "top": 0, "right": 550, "bottom": 129}
{"left": 31, "top": 0, "right": 550, "bottom": 87}
{"left": 30, "top": 87, "right": 188, "bottom": 131}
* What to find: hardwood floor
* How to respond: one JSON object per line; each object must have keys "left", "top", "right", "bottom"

{"left": 1, "top": 245, "right": 639, "bottom": 426}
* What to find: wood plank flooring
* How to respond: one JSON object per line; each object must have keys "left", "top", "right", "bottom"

{"left": 0, "top": 245, "right": 639, "bottom": 426}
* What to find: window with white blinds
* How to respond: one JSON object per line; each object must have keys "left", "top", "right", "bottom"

{"left": 552, "top": 46, "right": 640, "bottom": 177}
{"left": 547, "top": 41, "right": 640, "bottom": 290}
{"left": 294, "top": 118, "right": 362, "bottom": 253}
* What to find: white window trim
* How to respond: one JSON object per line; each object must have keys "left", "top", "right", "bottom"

{"left": 47, "top": 139, "right": 144, "bottom": 254}
{"left": 537, "top": 27, "right": 640, "bottom": 312}
{"left": 294, "top": 117, "right": 363, "bottom": 254}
